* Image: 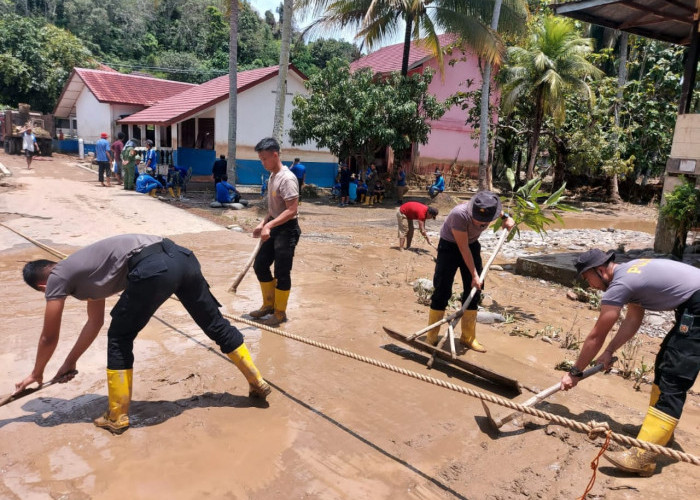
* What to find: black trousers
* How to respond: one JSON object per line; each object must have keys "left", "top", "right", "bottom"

{"left": 253, "top": 219, "right": 301, "bottom": 291}
{"left": 107, "top": 239, "right": 244, "bottom": 369}
{"left": 430, "top": 238, "right": 483, "bottom": 311}
{"left": 653, "top": 289, "right": 700, "bottom": 419}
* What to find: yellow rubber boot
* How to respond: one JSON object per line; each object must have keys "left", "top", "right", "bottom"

{"left": 94, "top": 369, "right": 133, "bottom": 434}
{"left": 460, "top": 310, "right": 486, "bottom": 353}
{"left": 603, "top": 407, "right": 677, "bottom": 477}
{"left": 175, "top": 186, "right": 181, "bottom": 198}
{"left": 261, "top": 288, "right": 290, "bottom": 326}
{"left": 649, "top": 384, "right": 661, "bottom": 407}
{"left": 227, "top": 344, "right": 271, "bottom": 399}
{"left": 425, "top": 309, "right": 444, "bottom": 346}
{"left": 167, "top": 187, "right": 175, "bottom": 198}
{"left": 249, "top": 280, "right": 275, "bottom": 318}
{"left": 149, "top": 189, "right": 157, "bottom": 198}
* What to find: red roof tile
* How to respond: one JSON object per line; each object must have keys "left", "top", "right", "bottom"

{"left": 120, "top": 65, "right": 306, "bottom": 125}
{"left": 75, "top": 68, "right": 196, "bottom": 107}
{"left": 350, "top": 33, "right": 459, "bottom": 74}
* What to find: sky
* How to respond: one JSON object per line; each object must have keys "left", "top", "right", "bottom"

{"left": 248, "top": 0, "right": 404, "bottom": 51}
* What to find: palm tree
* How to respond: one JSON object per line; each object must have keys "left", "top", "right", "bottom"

{"left": 273, "top": 0, "right": 295, "bottom": 143}
{"left": 298, "top": 0, "right": 527, "bottom": 76}
{"left": 228, "top": 0, "right": 239, "bottom": 183}
{"left": 501, "top": 16, "right": 602, "bottom": 180}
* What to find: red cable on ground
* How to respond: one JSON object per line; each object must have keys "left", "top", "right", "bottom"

{"left": 579, "top": 430, "right": 612, "bottom": 500}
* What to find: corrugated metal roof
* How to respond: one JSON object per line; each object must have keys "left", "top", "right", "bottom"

{"left": 119, "top": 65, "right": 306, "bottom": 126}
{"left": 53, "top": 68, "right": 196, "bottom": 117}
{"left": 350, "top": 33, "right": 460, "bottom": 73}
{"left": 551, "top": 0, "right": 696, "bottom": 45}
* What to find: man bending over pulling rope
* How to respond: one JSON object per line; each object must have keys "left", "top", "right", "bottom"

{"left": 16, "top": 234, "right": 270, "bottom": 434}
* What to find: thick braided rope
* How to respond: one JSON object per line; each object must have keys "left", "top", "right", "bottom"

{"left": 4, "top": 225, "right": 697, "bottom": 466}
{"left": 226, "top": 313, "right": 700, "bottom": 466}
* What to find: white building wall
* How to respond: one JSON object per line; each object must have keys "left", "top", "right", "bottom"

{"left": 111, "top": 104, "right": 145, "bottom": 137}
{"left": 213, "top": 73, "right": 333, "bottom": 162}
{"left": 75, "top": 88, "right": 112, "bottom": 143}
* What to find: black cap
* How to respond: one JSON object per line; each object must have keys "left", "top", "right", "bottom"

{"left": 468, "top": 191, "right": 502, "bottom": 223}
{"left": 574, "top": 249, "right": 615, "bottom": 277}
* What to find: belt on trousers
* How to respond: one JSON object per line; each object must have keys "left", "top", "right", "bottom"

{"left": 128, "top": 239, "right": 171, "bottom": 269}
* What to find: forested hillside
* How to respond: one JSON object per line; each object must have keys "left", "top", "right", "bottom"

{"left": 0, "top": 0, "right": 360, "bottom": 111}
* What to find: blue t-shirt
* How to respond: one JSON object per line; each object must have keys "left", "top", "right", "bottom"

{"left": 144, "top": 148, "right": 159, "bottom": 169}
{"left": 431, "top": 176, "right": 445, "bottom": 191}
{"left": 216, "top": 181, "right": 238, "bottom": 203}
{"left": 397, "top": 170, "right": 406, "bottom": 186}
{"left": 290, "top": 163, "right": 306, "bottom": 181}
{"left": 95, "top": 138, "right": 110, "bottom": 162}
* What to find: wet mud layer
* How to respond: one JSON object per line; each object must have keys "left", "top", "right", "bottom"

{"left": 0, "top": 151, "right": 698, "bottom": 499}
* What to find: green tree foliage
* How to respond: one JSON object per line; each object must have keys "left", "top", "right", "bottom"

{"left": 290, "top": 58, "right": 446, "bottom": 167}
{"left": 501, "top": 16, "right": 602, "bottom": 180}
{"left": 0, "top": 13, "right": 94, "bottom": 111}
{"left": 660, "top": 177, "right": 700, "bottom": 258}
{"left": 299, "top": 0, "right": 527, "bottom": 76}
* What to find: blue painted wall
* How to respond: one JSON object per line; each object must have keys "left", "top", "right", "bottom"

{"left": 53, "top": 139, "right": 79, "bottom": 153}
{"left": 174, "top": 147, "right": 216, "bottom": 176}
{"left": 238, "top": 159, "right": 338, "bottom": 187}
{"left": 173, "top": 147, "right": 338, "bottom": 187}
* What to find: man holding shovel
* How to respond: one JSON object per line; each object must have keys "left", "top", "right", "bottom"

{"left": 561, "top": 249, "right": 700, "bottom": 476}
{"left": 426, "top": 191, "right": 514, "bottom": 352}
{"left": 15, "top": 234, "right": 271, "bottom": 434}
{"left": 249, "top": 137, "right": 301, "bottom": 326}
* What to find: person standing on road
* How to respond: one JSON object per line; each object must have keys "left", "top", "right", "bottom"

{"left": 290, "top": 158, "right": 306, "bottom": 204}
{"left": 212, "top": 154, "right": 228, "bottom": 192}
{"left": 121, "top": 139, "right": 138, "bottom": 190}
{"left": 22, "top": 127, "right": 40, "bottom": 169}
{"left": 396, "top": 201, "right": 438, "bottom": 250}
{"left": 396, "top": 164, "right": 408, "bottom": 204}
{"left": 143, "top": 139, "right": 158, "bottom": 174}
{"left": 338, "top": 163, "right": 351, "bottom": 207}
{"left": 95, "top": 132, "right": 112, "bottom": 187}
{"left": 110, "top": 132, "right": 125, "bottom": 185}
{"left": 16, "top": 234, "right": 271, "bottom": 435}
{"left": 560, "top": 249, "right": 700, "bottom": 477}
{"left": 249, "top": 137, "right": 301, "bottom": 326}
{"left": 426, "top": 191, "right": 514, "bottom": 352}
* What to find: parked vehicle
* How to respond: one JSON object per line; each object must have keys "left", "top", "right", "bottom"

{"left": 1, "top": 104, "right": 53, "bottom": 156}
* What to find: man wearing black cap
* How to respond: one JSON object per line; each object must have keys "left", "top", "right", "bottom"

{"left": 561, "top": 249, "right": 700, "bottom": 476}
{"left": 426, "top": 191, "right": 514, "bottom": 352}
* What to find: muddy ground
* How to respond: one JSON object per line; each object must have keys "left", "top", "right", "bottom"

{"left": 0, "top": 152, "right": 698, "bottom": 500}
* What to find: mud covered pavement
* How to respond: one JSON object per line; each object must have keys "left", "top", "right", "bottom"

{"left": 0, "top": 152, "right": 698, "bottom": 499}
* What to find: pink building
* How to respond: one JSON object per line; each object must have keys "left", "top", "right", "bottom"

{"left": 351, "top": 33, "right": 494, "bottom": 177}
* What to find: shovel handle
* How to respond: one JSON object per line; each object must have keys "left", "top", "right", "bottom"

{"left": 494, "top": 360, "right": 614, "bottom": 428}
{"left": 408, "top": 228, "right": 511, "bottom": 341}
{"left": 0, "top": 370, "right": 78, "bottom": 408}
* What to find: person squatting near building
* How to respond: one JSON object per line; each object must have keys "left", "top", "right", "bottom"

{"left": 16, "top": 234, "right": 271, "bottom": 435}
{"left": 249, "top": 137, "right": 301, "bottom": 327}
{"left": 396, "top": 201, "right": 438, "bottom": 250}
{"left": 167, "top": 164, "right": 189, "bottom": 200}
{"left": 429, "top": 170, "right": 445, "bottom": 198}
{"left": 560, "top": 249, "right": 700, "bottom": 477}
{"left": 96, "top": 132, "right": 113, "bottom": 187}
{"left": 135, "top": 168, "right": 163, "bottom": 197}
{"left": 216, "top": 175, "right": 241, "bottom": 204}
{"left": 426, "top": 191, "right": 515, "bottom": 352}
